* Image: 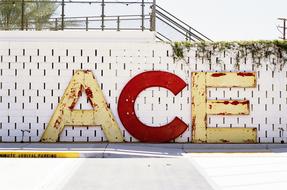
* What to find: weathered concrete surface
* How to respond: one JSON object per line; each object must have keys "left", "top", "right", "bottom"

{"left": 1, "top": 144, "right": 287, "bottom": 190}
{"left": 63, "top": 158, "right": 214, "bottom": 190}
{"left": 185, "top": 152, "right": 287, "bottom": 190}
{"left": 0, "top": 157, "right": 214, "bottom": 190}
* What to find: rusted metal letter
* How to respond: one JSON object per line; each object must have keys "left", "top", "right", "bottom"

{"left": 41, "top": 70, "right": 124, "bottom": 143}
{"left": 118, "top": 71, "right": 188, "bottom": 142}
{"left": 192, "top": 72, "right": 257, "bottom": 143}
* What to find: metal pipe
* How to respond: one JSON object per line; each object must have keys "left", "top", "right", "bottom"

{"left": 0, "top": 1, "right": 152, "bottom": 4}
{"left": 55, "top": 18, "right": 58, "bottom": 31}
{"left": 284, "top": 20, "right": 286, "bottom": 40}
{"left": 51, "top": 14, "right": 150, "bottom": 20}
{"left": 156, "top": 32, "right": 171, "bottom": 41}
{"left": 156, "top": 5, "right": 213, "bottom": 41}
{"left": 156, "top": 11, "right": 204, "bottom": 41}
{"left": 61, "top": 0, "right": 65, "bottom": 30}
{"left": 21, "top": 0, "right": 24, "bottom": 30}
{"left": 156, "top": 16, "right": 196, "bottom": 42}
{"left": 150, "top": 0, "right": 156, "bottom": 31}
{"left": 101, "top": 0, "right": 105, "bottom": 31}
{"left": 188, "top": 26, "right": 191, "bottom": 41}
{"left": 117, "top": 16, "right": 120, "bottom": 31}
{"left": 86, "top": 17, "right": 89, "bottom": 31}
{"left": 141, "top": 0, "right": 144, "bottom": 31}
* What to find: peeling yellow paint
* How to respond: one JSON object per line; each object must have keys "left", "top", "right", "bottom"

{"left": 207, "top": 128, "right": 256, "bottom": 143}
{"left": 192, "top": 73, "right": 207, "bottom": 143}
{"left": 41, "top": 70, "right": 124, "bottom": 143}
{"left": 206, "top": 72, "right": 256, "bottom": 88}
{"left": 192, "top": 72, "right": 257, "bottom": 144}
{"left": 207, "top": 100, "right": 250, "bottom": 115}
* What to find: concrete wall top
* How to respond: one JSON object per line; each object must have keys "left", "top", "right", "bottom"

{"left": 0, "top": 31, "right": 156, "bottom": 43}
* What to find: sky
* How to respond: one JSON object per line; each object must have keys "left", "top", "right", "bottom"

{"left": 63, "top": 0, "right": 287, "bottom": 41}
{"left": 156, "top": 0, "right": 287, "bottom": 41}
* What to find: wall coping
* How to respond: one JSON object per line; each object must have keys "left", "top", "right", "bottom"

{"left": 0, "top": 31, "right": 156, "bottom": 43}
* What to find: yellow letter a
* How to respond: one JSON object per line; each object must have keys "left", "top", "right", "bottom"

{"left": 41, "top": 70, "right": 124, "bottom": 142}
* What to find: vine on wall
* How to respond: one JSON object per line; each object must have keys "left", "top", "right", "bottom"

{"left": 171, "top": 40, "right": 287, "bottom": 71}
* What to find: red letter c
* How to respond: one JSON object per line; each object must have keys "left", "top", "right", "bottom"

{"left": 118, "top": 71, "right": 188, "bottom": 142}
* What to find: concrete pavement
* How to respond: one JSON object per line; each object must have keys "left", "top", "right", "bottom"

{"left": 0, "top": 143, "right": 287, "bottom": 190}
{"left": 0, "top": 143, "right": 286, "bottom": 158}
{"left": 63, "top": 158, "right": 214, "bottom": 190}
{"left": 185, "top": 152, "right": 287, "bottom": 190}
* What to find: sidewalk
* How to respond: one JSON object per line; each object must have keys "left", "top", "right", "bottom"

{"left": 0, "top": 143, "right": 286, "bottom": 158}
{"left": 0, "top": 143, "right": 287, "bottom": 190}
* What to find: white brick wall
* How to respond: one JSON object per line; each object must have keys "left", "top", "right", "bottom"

{"left": 0, "top": 31, "right": 286, "bottom": 143}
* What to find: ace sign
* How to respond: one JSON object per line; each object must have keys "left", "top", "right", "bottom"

{"left": 41, "top": 70, "right": 257, "bottom": 143}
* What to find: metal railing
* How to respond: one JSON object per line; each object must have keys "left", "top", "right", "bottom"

{"left": 38, "top": 14, "right": 151, "bottom": 31}
{"left": 277, "top": 18, "right": 286, "bottom": 40}
{"left": 0, "top": 0, "right": 212, "bottom": 42}
{"left": 155, "top": 5, "right": 212, "bottom": 42}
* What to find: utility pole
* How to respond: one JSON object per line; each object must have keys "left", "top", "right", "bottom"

{"left": 278, "top": 18, "right": 286, "bottom": 40}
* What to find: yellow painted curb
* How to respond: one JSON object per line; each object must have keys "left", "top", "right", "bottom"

{"left": 0, "top": 152, "right": 80, "bottom": 158}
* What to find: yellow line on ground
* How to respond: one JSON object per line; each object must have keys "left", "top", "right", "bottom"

{"left": 0, "top": 152, "right": 80, "bottom": 158}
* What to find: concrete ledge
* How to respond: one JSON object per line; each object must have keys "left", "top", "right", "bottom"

{"left": 0, "top": 31, "right": 156, "bottom": 43}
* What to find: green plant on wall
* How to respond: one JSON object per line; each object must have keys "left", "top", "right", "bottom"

{"left": 171, "top": 40, "right": 287, "bottom": 71}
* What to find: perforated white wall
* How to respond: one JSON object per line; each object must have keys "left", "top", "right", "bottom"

{"left": 0, "top": 32, "right": 286, "bottom": 143}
